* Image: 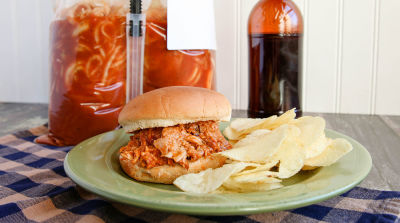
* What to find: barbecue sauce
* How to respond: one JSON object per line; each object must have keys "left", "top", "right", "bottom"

{"left": 248, "top": 0, "right": 303, "bottom": 118}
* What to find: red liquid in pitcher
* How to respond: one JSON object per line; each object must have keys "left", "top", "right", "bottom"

{"left": 248, "top": 33, "right": 302, "bottom": 118}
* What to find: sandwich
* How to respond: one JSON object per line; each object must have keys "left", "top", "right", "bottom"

{"left": 118, "top": 86, "right": 233, "bottom": 184}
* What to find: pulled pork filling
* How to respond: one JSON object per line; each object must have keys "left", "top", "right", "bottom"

{"left": 119, "top": 121, "right": 232, "bottom": 169}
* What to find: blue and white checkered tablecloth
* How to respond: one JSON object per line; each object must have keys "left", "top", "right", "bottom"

{"left": 0, "top": 126, "right": 399, "bottom": 223}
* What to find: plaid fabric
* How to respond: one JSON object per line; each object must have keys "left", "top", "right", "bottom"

{"left": 0, "top": 126, "right": 399, "bottom": 223}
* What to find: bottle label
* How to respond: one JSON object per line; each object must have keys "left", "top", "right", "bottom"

{"left": 167, "top": 0, "right": 217, "bottom": 50}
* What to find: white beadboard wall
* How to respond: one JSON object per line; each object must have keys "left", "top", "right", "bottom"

{"left": 0, "top": 0, "right": 399, "bottom": 115}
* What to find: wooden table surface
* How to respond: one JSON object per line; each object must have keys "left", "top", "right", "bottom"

{"left": 1, "top": 102, "right": 400, "bottom": 192}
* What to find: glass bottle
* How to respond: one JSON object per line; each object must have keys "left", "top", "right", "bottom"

{"left": 248, "top": 0, "right": 303, "bottom": 118}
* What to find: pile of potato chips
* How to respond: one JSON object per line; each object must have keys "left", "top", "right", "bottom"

{"left": 173, "top": 109, "right": 353, "bottom": 194}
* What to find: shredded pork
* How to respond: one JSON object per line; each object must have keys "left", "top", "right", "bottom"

{"left": 119, "top": 121, "right": 232, "bottom": 169}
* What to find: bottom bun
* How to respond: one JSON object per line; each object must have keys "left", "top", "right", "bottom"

{"left": 120, "top": 155, "right": 226, "bottom": 184}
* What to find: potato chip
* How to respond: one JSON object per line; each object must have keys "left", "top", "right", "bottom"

{"left": 223, "top": 126, "right": 242, "bottom": 140}
{"left": 224, "top": 116, "right": 277, "bottom": 140}
{"left": 228, "top": 140, "right": 238, "bottom": 146}
{"left": 230, "top": 118, "right": 271, "bottom": 132}
{"left": 222, "top": 178, "right": 283, "bottom": 193}
{"left": 233, "top": 161, "right": 279, "bottom": 177}
{"left": 304, "top": 134, "right": 329, "bottom": 159}
{"left": 223, "top": 110, "right": 295, "bottom": 141}
{"left": 234, "top": 129, "right": 271, "bottom": 148}
{"left": 265, "top": 109, "right": 296, "bottom": 130}
{"left": 173, "top": 162, "right": 249, "bottom": 194}
{"left": 249, "top": 129, "right": 272, "bottom": 137}
{"left": 219, "top": 125, "right": 294, "bottom": 162}
{"left": 294, "top": 116, "right": 328, "bottom": 159}
{"left": 175, "top": 112, "right": 354, "bottom": 194}
{"left": 273, "top": 136, "right": 305, "bottom": 179}
{"left": 302, "top": 165, "right": 319, "bottom": 171}
{"left": 304, "top": 138, "right": 353, "bottom": 167}
{"left": 231, "top": 171, "right": 281, "bottom": 184}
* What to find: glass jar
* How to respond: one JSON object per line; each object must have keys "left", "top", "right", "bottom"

{"left": 143, "top": 0, "right": 216, "bottom": 92}
{"left": 36, "top": 0, "right": 128, "bottom": 146}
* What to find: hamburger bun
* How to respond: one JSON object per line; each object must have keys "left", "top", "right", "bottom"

{"left": 118, "top": 86, "right": 232, "bottom": 132}
{"left": 118, "top": 86, "right": 232, "bottom": 184}
{"left": 120, "top": 155, "right": 226, "bottom": 184}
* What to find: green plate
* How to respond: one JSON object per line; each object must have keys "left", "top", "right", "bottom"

{"left": 64, "top": 122, "right": 372, "bottom": 216}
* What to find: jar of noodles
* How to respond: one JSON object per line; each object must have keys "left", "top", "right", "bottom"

{"left": 143, "top": 0, "right": 217, "bottom": 92}
{"left": 36, "top": 0, "right": 129, "bottom": 146}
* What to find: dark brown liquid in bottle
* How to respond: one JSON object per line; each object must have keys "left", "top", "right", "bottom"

{"left": 248, "top": 0, "right": 303, "bottom": 118}
{"left": 248, "top": 33, "right": 302, "bottom": 118}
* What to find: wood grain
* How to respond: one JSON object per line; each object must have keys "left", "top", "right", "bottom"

{"left": 0, "top": 103, "right": 48, "bottom": 136}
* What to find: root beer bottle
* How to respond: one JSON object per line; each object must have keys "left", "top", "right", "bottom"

{"left": 248, "top": 0, "right": 303, "bottom": 118}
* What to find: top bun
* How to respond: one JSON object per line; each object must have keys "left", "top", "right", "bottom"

{"left": 119, "top": 86, "right": 232, "bottom": 132}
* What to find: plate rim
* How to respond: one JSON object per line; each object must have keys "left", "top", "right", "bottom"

{"left": 64, "top": 128, "right": 372, "bottom": 216}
